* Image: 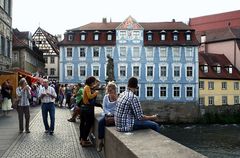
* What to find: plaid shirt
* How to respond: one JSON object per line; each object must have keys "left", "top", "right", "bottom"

{"left": 38, "top": 86, "right": 57, "bottom": 103}
{"left": 115, "top": 89, "right": 143, "bottom": 132}
{"left": 16, "top": 86, "right": 31, "bottom": 106}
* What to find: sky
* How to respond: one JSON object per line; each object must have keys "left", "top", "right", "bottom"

{"left": 12, "top": 0, "right": 240, "bottom": 36}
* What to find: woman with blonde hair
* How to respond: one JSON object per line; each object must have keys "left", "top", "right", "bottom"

{"left": 97, "top": 81, "right": 118, "bottom": 152}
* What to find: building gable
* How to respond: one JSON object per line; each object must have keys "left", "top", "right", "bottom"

{"left": 116, "top": 16, "right": 143, "bottom": 30}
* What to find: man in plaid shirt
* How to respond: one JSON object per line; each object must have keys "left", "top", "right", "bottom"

{"left": 115, "top": 77, "right": 160, "bottom": 133}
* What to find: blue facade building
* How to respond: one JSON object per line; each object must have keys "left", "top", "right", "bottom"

{"left": 58, "top": 17, "right": 199, "bottom": 103}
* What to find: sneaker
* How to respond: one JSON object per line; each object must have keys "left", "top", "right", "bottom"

{"left": 25, "top": 130, "right": 30, "bottom": 133}
{"left": 45, "top": 130, "right": 49, "bottom": 133}
{"left": 67, "top": 118, "right": 76, "bottom": 122}
{"left": 49, "top": 131, "right": 54, "bottom": 135}
{"left": 97, "top": 140, "right": 104, "bottom": 152}
{"left": 19, "top": 130, "right": 23, "bottom": 134}
{"left": 81, "top": 140, "right": 92, "bottom": 147}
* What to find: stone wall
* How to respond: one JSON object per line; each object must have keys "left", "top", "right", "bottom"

{"left": 203, "top": 104, "right": 240, "bottom": 115}
{"left": 141, "top": 101, "right": 201, "bottom": 123}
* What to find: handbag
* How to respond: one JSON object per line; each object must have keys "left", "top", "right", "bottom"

{"left": 105, "top": 115, "right": 115, "bottom": 126}
{"left": 12, "top": 98, "right": 20, "bottom": 109}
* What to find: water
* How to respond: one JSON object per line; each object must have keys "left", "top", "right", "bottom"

{"left": 160, "top": 124, "right": 240, "bottom": 158}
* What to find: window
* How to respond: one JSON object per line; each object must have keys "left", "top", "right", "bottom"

{"left": 216, "top": 65, "right": 221, "bottom": 73}
{"left": 67, "top": 66, "right": 72, "bottom": 76}
{"left": 147, "top": 66, "right": 153, "bottom": 77}
{"left": 68, "top": 34, "right": 73, "bottom": 41}
{"left": 107, "top": 34, "right": 112, "bottom": 41}
{"left": 147, "top": 86, "right": 153, "bottom": 97}
{"left": 187, "top": 66, "right": 193, "bottom": 77}
{"left": 94, "top": 34, "right": 99, "bottom": 41}
{"left": 234, "top": 96, "right": 239, "bottom": 105}
{"left": 174, "top": 87, "right": 180, "bottom": 97}
{"left": 208, "top": 82, "right": 214, "bottom": 90}
{"left": 174, "top": 66, "right": 180, "bottom": 77}
{"left": 67, "top": 48, "right": 72, "bottom": 57}
{"left": 105, "top": 47, "right": 113, "bottom": 57}
{"left": 186, "top": 47, "right": 193, "bottom": 57}
{"left": 186, "top": 34, "right": 191, "bottom": 41}
{"left": 80, "top": 47, "right": 86, "bottom": 57}
{"left": 222, "top": 96, "right": 228, "bottom": 105}
{"left": 146, "top": 47, "right": 153, "bottom": 58}
{"left": 80, "top": 34, "right": 86, "bottom": 41}
{"left": 133, "top": 31, "right": 140, "bottom": 39}
{"left": 133, "top": 47, "right": 140, "bottom": 58}
{"left": 234, "top": 82, "right": 239, "bottom": 90}
{"left": 44, "top": 68, "right": 48, "bottom": 75}
{"left": 120, "top": 31, "right": 126, "bottom": 39}
{"left": 173, "top": 47, "right": 180, "bottom": 58}
{"left": 147, "top": 34, "right": 152, "bottom": 41}
{"left": 44, "top": 57, "right": 48, "bottom": 63}
{"left": 199, "top": 97, "right": 205, "bottom": 106}
{"left": 222, "top": 82, "right": 227, "bottom": 90}
{"left": 120, "top": 47, "right": 127, "bottom": 58}
{"left": 199, "top": 81, "right": 204, "bottom": 89}
{"left": 203, "top": 65, "right": 208, "bottom": 73}
{"left": 13, "top": 53, "right": 18, "bottom": 62}
{"left": 120, "top": 66, "right": 126, "bottom": 77}
{"left": 208, "top": 96, "right": 214, "bottom": 105}
{"left": 133, "top": 66, "right": 139, "bottom": 77}
{"left": 173, "top": 34, "right": 178, "bottom": 41}
{"left": 119, "top": 86, "right": 126, "bottom": 93}
{"left": 1, "top": 36, "right": 5, "bottom": 54}
{"left": 50, "top": 56, "right": 54, "bottom": 64}
{"left": 160, "top": 87, "right": 166, "bottom": 97}
{"left": 161, "top": 34, "right": 166, "bottom": 41}
{"left": 80, "top": 66, "right": 86, "bottom": 77}
{"left": 227, "top": 65, "right": 233, "bottom": 74}
{"left": 50, "top": 68, "right": 55, "bottom": 75}
{"left": 160, "top": 66, "right": 167, "bottom": 77}
{"left": 93, "top": 66, "right": 99, "bottom": 76}
{"left": 186, "top": 87, "right": 193, "bottom": 97}
{"left": 160, "top": 47, "right": 167, "bottom": 58}
{"left": 93, "top": 47, "right": 99, "bottom": 57}
{"left": 135, "top": 88, "right": 139, "bottom": 97}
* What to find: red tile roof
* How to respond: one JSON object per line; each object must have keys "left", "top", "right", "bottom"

{"left": 189, "top": 10, "right": 240, "bottom": 31}
{"left": 199, "top": 52, "right": 240, "bottom": 80}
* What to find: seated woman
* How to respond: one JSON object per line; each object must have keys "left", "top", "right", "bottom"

{"left": 97, "top": 81, "right": 117, "bottom": 152}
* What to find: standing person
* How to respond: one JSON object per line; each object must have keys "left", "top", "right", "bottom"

{"left": 80, "top": 76, "right": 99, "bottom": 147}
{"left": 115, "top": 77, "right": 160, "bottom": 133}
{"left": 16, "top": 78, "right": 31, "bottom": 133}
{"left": 38, "top": 79, "right": 57, "bottom": 135}
{"left": 59, "top": 84, "right": 65, "bottom": 107}
{"left": 1, "top": 80, "right": 12, "bottom": 115}
{"left": 97, "top": 81, "right": 117, "bottom": 152}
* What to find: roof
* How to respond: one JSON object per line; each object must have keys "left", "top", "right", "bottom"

{"left": 195, "top": 27, "right": 240, "bottom": 45}
{"left": 69, "top": 21, "right": 192, "bottom": 31}
{"left": 199, "top": 52, "right": 240, "bottom": 80}
{"left": 189, "top": 10, "right": 240, "bottom": 31}
{"left": 32, "top": 27, "right": 60, "bottom": 55}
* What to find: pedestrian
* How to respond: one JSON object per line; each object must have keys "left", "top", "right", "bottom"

{"left": 115, "top": 77, "right": 160, "bottom": 133}
{"left": 38, "top": 79, "right": 57, "bottom": 135}
{"left": 16, "top": 78, "right": 31, "bottom": 133}
{"left": 1, "top": 80, "right": 12, "bottom": 115}
{"left": 97, "top": 81, "right": 117, "bottom": 152}
{"left": 80, "top": 76, "right": 99, "bottom": 147}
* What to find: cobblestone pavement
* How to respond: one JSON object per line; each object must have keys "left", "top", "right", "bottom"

{"left": 2, "top": 108, "right": 103, "bottom": 158}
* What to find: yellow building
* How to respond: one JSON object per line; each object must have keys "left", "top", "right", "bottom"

{"left": 199, "top": 52, "right": 240, "bottom": 106}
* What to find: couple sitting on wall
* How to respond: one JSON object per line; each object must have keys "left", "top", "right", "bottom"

{"left": 97, "top": 77, "right": 160, "bottom": 151}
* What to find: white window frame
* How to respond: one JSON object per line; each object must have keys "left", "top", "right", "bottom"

{"left": 118, "top": 84, "right": 127, "bottom": 94}
{"left": 78, "top": 64, "right": 87, "bottom": 79}
{"left": 65, "top": 64, "right": 74, "bottom": 79}
{"left": 147, "top": 34, "right": 152, "bottom": 41}
{"left": 92, "top": 47, "right": 100, "bottom": 61}
{"left": 66, "top": 47, "right": 73, "bottom": 59}
{"left": 172, "top": 47, "right": 180, "bottom": 61}
{"left": 199, "top": 81, "right": 204, "bottom": 90}
{"left": 208, "top": 96, "right": 214, "bottom": 105}
{"left": 118, "top": 63, "right": 127, "bottom": 80}
{"left": 145, "top": 47, "right": 154, "bottom": 60}
{"left": 159, "top": 63, "right": 168, "bottom": 82}
{"left": 91, "top": 64, "right": 100, "bottom": 78}
{"left": 80, "top": 34, "right": 86, "bottom": 41}
{"left": 234, "top": 82, "right": 239, "bottom": 90}
{"left": 185, "top": 47, "right": 193, "bottom": 58}
{"left": 160, "top": 34, "right": 166, "bottom": 41}
{"left": 132, "top": 46, "right": 140, "bottom": 60}
{"left": 105, "top": 46, "right": 114, "bottom": 58}
{"left": 146, "top": 64, "right": 155, "bottom": 81}
{"left": 94, "top": 34, "right": 99, "bottom": 41}
{"left": 107, "top": 34, "right": 112, "bottom": 41}
{"left": 172, "top": 63, "right": 182, "bottom": 82}
{"left": 145, "top": 84, "right": 154, "bottom": 99}
{"left": 119, "top": 46, "right": 127, "bottom": 60}
{"left": 222, "top": 82, "right": 227, "bottom": 90}
{"left": 199, "top": 97, "right": 205, "bottom": 106}
{"left": 208, "top": 81, "right": 214, "bottom": 90}
{"left": 159, "top": 47, "right": 167, "bottom": 61}
{"left": 234, "top": 96, "right": 239, "bottom": 105}
{"left": 172, "top": 84, "right": 181, "bottom": 100}
{"left": 185, "top": 85, "right": 194, "bottom": 100}
{"left": 119, "top": 30, "right": 127, "bottom": 39}
{"left": 68, "top": 34, "right": 73, "bottom": 41}
{"left": 132, "top": 64, "right": 141, "bottom": 78}
{"left": 133, "top": 30, "right": 140, "bottom": 39}
{"left": 79, "top": 47, "right": 87, "bottom": 60}
{"left": 50, "top": 68, "right": 55, "bottom": 76}
{"left": 186, "top": 34, "right": 191, "bottom": 41}
{"left": 159, "top": 84, "right": 168, "bottom": 100}
{"left": 185, "top": 64, "right": 194, "bottom": 81}
{"left": 222, "top": 96, "right": 228, "bottom": 105}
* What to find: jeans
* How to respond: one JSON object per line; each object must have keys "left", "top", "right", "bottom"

{"left": 42, "top": 102, "right": 55, "bottom": 132}
{"left": 80, "top": 107, "right": 94, "bottom": 141}
{"left": 98, "top": 116, "right": 105, "bottom": 139}
{"left": 133, "top": 120, "right": 160, "bottom": 133}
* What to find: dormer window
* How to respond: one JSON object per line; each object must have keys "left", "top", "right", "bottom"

{"left": 226, "top": 65, "right": 233, "bottom": 74}
{"left": 80, "top": 31, "right": 86, "bottom": 41}
{"left": 160, "top": 30, "right": 166, "bottom": 41}
{"left": 213, "top": 64, "right": 221, "bottom": 73}
{"left": 172, "top": 30, "right": 179, "bottom": 41}
{"left": 203, "top": 64, "right": 208, "bottom": 73}
{"left": 94, "top": 31, "right": 100, "bottom": 41}
{"left": 68, "top": 34, "right": 73, "bottom": 41}
{"left": 147, "top": 31, "right": 152, "bottom": 41}
{"left": 185, "top": 30, "right": 191, "bottom": 41}
{"left": 201, "top": 35, "right": 206, "bottom": 43}
{"left": 107, "top": 31, "right": 113, "bottom": 41}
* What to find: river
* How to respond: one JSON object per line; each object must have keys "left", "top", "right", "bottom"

{"left": 160, "top": 124, "right": 240, "bottom": 158}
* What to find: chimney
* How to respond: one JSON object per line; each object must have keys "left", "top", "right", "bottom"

{"left": 172, "top": 19, "right": 175, "bottom": 22}
{"left": 102, "top": 18, "right": 107, "bottom": 23}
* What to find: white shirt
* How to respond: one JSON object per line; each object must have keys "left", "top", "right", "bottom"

{"left": 38, "top": 86, "right": 57, "bottom": 103}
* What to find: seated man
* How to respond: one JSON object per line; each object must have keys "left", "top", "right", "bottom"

{"left": 115, "top": 77, "right": 160, "bottom": 133}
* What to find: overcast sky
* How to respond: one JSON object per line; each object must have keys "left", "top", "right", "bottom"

{"left": 12, "top": 0, "right": 240, "bottom": 36}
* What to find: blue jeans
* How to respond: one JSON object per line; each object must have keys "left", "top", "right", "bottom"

{"left": 42, "top": 102, "right": 55, "bottom": 132}
{"left": 98, "top": 116, "right": 105, "bottom": 139}
{"left": 133, "top": 120, "right": 160, "bottom": 133}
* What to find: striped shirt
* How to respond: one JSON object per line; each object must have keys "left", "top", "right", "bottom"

{"left": 16, "top": 86, "right": 31, "bottom": 106}
{"left": 38, "top": 86, "right": 57, "bottom": 103}
{"left": 115, "top": 89, "right": 143, "bottom": 132}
